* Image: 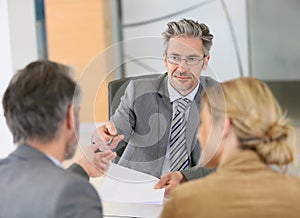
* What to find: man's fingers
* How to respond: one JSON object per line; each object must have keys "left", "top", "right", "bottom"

{"left": 93, "top": 123, "right": 124, "bottom": 150}
{"left": 93, "top": 150, "right": 116, "bottom": 173}
{"left": 94, "top": 150, "right": 116, "bottom": 159}
{"left": 94, "top": 126, "right": 111, "bottom": 143}
{"left": 107, "top": 152, "right": 117, "bottom": 160}
{"left": 164, "top": 184, "right": 174, "bottom": 198}
{"left": 94, "top": 154, "right": 114, "bottom": 166}
{"left": 93, "top": 123, "right": 115, "bottom": 144}
{"left": 106, "top": 134, "right": 124, "bottom": 150}
{"left": 104, "top": 121, "right": 118, "bottom": 136}
{"left": 154, "top": 174, "right": 170, "bottom": 189}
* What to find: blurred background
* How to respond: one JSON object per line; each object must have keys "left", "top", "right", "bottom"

{"left": 1, "top": 0, "right": 299, "bottom": 167}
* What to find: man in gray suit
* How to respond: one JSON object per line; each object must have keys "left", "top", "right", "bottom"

{"left": 94, "top": 19, "right": 216, "bottom": 195}
{"left": 0, "top": 60, "right": 116, "bottom": 217}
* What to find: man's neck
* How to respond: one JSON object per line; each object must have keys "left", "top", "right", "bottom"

{"left": 167, "top": 79, "right": 199, "bottom": 102}
{"left": 26, "top": 138, "right": 65, "bottom": 162}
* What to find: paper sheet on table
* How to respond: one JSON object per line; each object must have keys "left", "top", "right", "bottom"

{"left": 99, "top": 163, "right": 165, "bottom": 205}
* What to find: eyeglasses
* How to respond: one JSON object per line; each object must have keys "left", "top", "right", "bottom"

{"left": 166, "top": 54, "right": 206, "bottom": 66}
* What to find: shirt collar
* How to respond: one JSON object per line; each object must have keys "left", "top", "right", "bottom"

{"left": 46, "top": 154, "right": 63, "bottom": 168}
{"left": 167, "top": 78, "right": 199, "bottom": 103}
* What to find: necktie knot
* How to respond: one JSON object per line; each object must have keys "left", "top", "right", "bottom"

{"left": 176, "top": 98, "right": 190, "bottom": 113}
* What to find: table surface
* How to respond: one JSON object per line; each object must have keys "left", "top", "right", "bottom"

{"left": 103, "top": 201, "right": 163, "bottom": 218}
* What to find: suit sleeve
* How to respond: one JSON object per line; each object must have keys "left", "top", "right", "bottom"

{"left": 54, "top": 178, "right": 102, "bottom": 218}
{"left": 67, "top": 163, "right": 89, "bottom": 180}
{"left": 180, "top": 120, "right": 215, "bottom": 180}
{"left": 181, "top": 166, "right": 215, "bottom": 181}
{"left": 110, "top": 80, "right": 136, "bottom": 147}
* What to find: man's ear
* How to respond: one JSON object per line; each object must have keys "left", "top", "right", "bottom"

{"left": 202, "top": 54, "right": 210, "bottom": 71}
{"left": 66, "top": 104, "right": 75, "bottom": 130}
{"left": 163, "top": 52, "right": 168, "bottom": 67}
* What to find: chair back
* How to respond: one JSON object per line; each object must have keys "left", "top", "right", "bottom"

{"left": 108, "top": 74, "right": 161, "bottom": 118}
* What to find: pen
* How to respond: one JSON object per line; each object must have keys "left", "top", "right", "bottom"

{"left": 93, "top": 135, "right": 118, "bottom": 153}
{"left": 106, "top": 135, "right": 117, "bottom": 145}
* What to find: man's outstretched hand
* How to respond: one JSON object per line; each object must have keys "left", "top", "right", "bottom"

{"left": 76, "top": 144, "right": 116, "bottom": 178}
{"left": 154, "top": 171, "right": 186, "bottom": 197}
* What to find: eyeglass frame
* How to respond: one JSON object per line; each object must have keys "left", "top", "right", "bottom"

{"left": 165, "top": 53, "right": 207, "bottom": 66}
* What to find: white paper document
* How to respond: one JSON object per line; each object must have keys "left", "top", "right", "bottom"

{"left": 99, "top": 163, "right": 165, "bottom": 205}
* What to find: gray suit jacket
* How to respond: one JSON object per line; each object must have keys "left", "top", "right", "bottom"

{"left": 0, "top": 145, "right": 102, "bottom": 218}
{"left": 111, "top": 73, "right": 216, "bottom": 179}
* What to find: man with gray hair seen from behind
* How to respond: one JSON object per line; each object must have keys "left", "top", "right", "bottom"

{"left": 0, "top": 60, "right": 116, "bottom": 218}
{"left": 93, "top": 18, "right": 217, "bottom": 196}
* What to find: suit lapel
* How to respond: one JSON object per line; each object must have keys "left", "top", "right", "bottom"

{"left": 157, "top": 73, "right": 169, "bottom": 98}
{"left": 156, "top": 74, "right": 172, "bottom": 159}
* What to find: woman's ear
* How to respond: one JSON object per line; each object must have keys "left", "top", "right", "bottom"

{"left": 222, "top": 115, "right": 232, "bottom": 138}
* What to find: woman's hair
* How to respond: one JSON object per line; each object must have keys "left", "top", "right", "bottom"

{"left": 202, "top": 77, "right": 295, "bottom": 167}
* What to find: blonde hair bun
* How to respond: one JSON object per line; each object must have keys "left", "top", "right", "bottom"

{"left": 256, "top": 120, "right": 294, "bottom": 166}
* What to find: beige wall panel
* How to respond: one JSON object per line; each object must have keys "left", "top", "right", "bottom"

{"left": 45, "top": 0, "right": 113, "bottom": 122}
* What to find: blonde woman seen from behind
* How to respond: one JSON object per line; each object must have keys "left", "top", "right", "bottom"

{"left": 161, "top": 77, "right": 300, "bottom": 218}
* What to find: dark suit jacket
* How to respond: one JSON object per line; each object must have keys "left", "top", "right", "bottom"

{"left": 0, "top": 145, "right": 102, "bottom": 218}
{"left": 111, "top": 73, "right": 217, "bottom": 179}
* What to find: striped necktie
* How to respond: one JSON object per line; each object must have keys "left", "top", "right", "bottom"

{"left": 169, "top": 98, "right": 190, "bottom": 171}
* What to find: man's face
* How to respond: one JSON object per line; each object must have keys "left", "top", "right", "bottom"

{"left": 164, "top": 37, "right": 210, "bottom": 96}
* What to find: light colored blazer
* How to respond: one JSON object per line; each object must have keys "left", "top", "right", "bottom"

{"left": 111, "top": 73, "right": 217, "bottom": 178}
{"left": 0, "top": 145, "right": 102, "bottom": 218}
{"left": 161, "top": 150, "right": 300, "bottom": 218}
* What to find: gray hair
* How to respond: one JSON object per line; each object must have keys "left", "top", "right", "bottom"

{"left": 162, "top": 18, "right": 214, "bottom": 55}
{"left": 2, "top": 60, "right": 82, "bottom": 144}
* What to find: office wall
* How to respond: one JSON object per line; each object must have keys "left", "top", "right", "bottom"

{"left": 0, "top": 0, "right": 38, "bottom": 158}
{"left": 0, "top": 0, "right": 14, "bottom": 158}
{"left": 249, "top": 0, "right": 300, "bottom": 80}
{"left": 248, "top": 0, "right": 300, "bottom": 153}
{"left": 120, "top": 0, "right": 248, "bottom": 82}
{"left": 45, "top": 0, "right": 114, "bottom": 122}
{"left": 7, "top": 0, "right": 38, "bottom": 72}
